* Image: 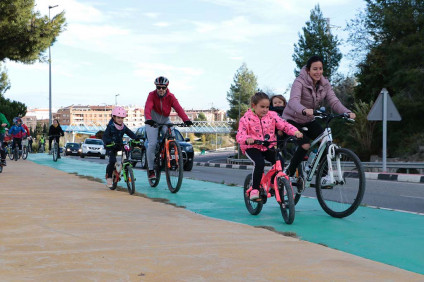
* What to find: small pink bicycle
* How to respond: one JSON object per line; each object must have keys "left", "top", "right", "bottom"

{"left": 244, "top": 135, "right": 295, "bottom": 224}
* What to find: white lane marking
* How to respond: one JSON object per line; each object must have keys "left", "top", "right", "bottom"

{"left": 401, "top": 195, "right": 424, "bottom": 200}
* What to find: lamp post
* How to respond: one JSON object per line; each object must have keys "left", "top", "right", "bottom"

{"left": 48, "top": 5, "right": 58, "bottom": 126}
{"left": 115, "top": 93, "right": 120, "bottom": 105}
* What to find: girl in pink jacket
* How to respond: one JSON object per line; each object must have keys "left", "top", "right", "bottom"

{"left": 236, "top": 92, "right": 303, "bottom": 201}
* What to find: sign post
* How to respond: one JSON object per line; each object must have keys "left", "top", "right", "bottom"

{"left": 367, "top": 88, "right": 401, "bottom": 172}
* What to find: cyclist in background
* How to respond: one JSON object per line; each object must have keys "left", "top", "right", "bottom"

{"left": 0, "top": 111, "right": 10, "bottom": 166}
{"left": 236, "top": 92, "right": 303, "bottom": 201}
{"left": 9, "top": 117, "right": 26, "bottom": 157}
{"left": 39, "top": 135, "right": 46, "bottom": 152}
{"left": 48, "top": 119, "right": 64, "bottom": 158}
{"left": 103, "top": 106, "right": 139, "bottom": 188}
{"left": 144, "top": 76, "right": 193, "bottom": 180}
{"left": 282, "top": 55, "right": 356, "bottom": 179}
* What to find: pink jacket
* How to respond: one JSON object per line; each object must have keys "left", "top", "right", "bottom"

{"left": 282, "top": 67, "right": 350, "bottom": 124}
{"left": 236, "top": 109, "right": 298, "bottom": 154}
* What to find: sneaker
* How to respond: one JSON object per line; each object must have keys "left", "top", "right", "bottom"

{"left": 0, "top": 160, "right": 6, "bottom": 166}
{"left": 106, "top": 178, "right": 113, "bottom": 188}
{"left": 320, "top": 175, "right": 335, "bottom": 189}
{"left": 249, "top": 189, "right": 260, "bottom": 200}
{"left": 148, "top": 170, "right": 156, "bottom": 180}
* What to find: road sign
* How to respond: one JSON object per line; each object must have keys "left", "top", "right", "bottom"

{"left": 367, "top": 88, "right": 402, "bottom": 172}
{"left": 367, "top": 88, "right": 401, "bottom": 121}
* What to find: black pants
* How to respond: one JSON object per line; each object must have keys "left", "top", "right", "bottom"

{"left": 245, "top": 148, "right": 276, "bottom": 190}
{"left": 286, "top": 119, "right": 324, "bottom": 176}
{"left": 0, "top": 134, "right": 6, "bottom": 161}
{"left": 12, "top": 138, "right": 22, "bottom": 151}
{"left": 106, "top": 149, "right": 117, "bottom": 178}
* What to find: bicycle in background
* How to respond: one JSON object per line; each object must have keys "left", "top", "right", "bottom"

{"left": 109, "top": 140, "right": 140, "bottom": 195}
{"left": 49, "top": 135, "right": 61, "bottom": 162}
{"left": 288, "top": 108, "right": 366, "bottom": 218}
{"left": 243, "top": 134, "right": 296, "bottom": 224}
{"left": 148, "top": 122, "right": 188, "bottom": 193}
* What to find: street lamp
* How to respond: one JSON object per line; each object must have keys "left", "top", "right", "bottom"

{"left": 115, "top": 93, "right": 120, "bottom": 105}
{"left": 48, "top": 5, "right": 58, "bottom": 126}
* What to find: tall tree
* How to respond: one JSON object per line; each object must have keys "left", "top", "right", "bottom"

{"left": 0, "top": 0, "right": 66, "bottom": 63}
{"left": 226, "top": 63, "right": 259, "bottom": 125}
{"left": 293, "top": 4, "right": 342, "bottom": 81}
{"left": 348, "top": 0, "right": 424, "bottom": 103}
{"left": 0, "top": 0, "right": 66, "bottom": 122}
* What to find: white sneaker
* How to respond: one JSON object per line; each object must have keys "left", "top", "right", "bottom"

{"left": 106, "top": 178, "right": 113, "bottom": 188}
{"left": 320, "top": 175, "right": 335, "bottom": 188}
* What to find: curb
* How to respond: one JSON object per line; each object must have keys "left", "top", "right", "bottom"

{"left": 195, "top": 162, "right": 424, "bottom": 184}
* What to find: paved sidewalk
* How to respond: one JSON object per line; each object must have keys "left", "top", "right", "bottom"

{"left": 0, "top": 161, "right": 422, "bottom": 281}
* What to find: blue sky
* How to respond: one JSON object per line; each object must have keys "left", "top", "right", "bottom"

{"left": 4, "top": 0, "right": 366, "bottom": 111}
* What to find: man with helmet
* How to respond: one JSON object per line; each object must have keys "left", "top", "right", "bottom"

{"left": 103, "top": 106, "right": 139, "bottom": 188}
{"left": 144, "top": 76, "right": 193, "bottom": 180}
{"left": 0, "top": 111, "right": 10, "bottom": 166}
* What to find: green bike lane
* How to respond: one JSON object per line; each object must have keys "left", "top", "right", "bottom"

{"left": 29, "top": 154, "right": 424, "bottom": 275}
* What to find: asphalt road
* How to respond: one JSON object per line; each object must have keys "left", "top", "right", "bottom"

{"left": 63, "top": 153, "right": 424, "bottom": 214}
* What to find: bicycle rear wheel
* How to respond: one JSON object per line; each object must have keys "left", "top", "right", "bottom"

{"left": 125, "top": 166, "right": 136, "bottom": 195}
{"left": 165, "top": 141, "right": 183, "bottom": 193}
{"left": 243, "top": 173, "right": 263, "bottom": 215}
{"left": 22, "top": 146, "right": 28, "bottom": 160}
{"left": 315, "top": 148, "right": 366, "bottom": 218}
{"left": 52, "top": 142, "right": 58, "bottom": 162}
{"left": 277, "top": 177, "right": 295, "bottom": 224}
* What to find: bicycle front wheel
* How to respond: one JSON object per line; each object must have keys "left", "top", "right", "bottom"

{"left": 22, "top": 146, "right": 28, "bottom": 160}
{"left": 148, "top": 153, "right": 162, "bottom": 187}
{"left": 125, "top": 167, "right": 136, "bottom": 195}
{"left": 315, "top": 148, "right": 366, "bottom": 218}
{"left": 111, "top": 170, "right": 118, "bottom": 190}
{"left": 165, "top": 141, "right": 183, "bottom": 193}
{"left": 243, "top": 173, "right": 263, "bottom": 215}
{"left": 14, "top": 146, "right": 18, "bottom": 161}
{"left": 8, "top": 147, "right": 14, "bottom": 160}
{"left": 277, "top": 177, "right": 295, "bottom": 224}
{"left": 52, "top": 142, "right": 58, "bottom": 162}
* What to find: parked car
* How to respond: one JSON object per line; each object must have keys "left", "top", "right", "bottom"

{"left": 80, "top": 138, "right": 106, "bottom": 159}
{"left": 134, "top": 126, "right": 194, "bottom": 171}
{"left": 64, "top": 142, "right": 81, "bottom": 156}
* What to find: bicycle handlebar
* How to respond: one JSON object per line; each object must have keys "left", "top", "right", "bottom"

{"left": 313, "top": 109, "right": 355, "bottom": 123}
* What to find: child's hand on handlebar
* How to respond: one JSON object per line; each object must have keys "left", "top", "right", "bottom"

{"left": 294, "top": 131, "right": 303, "bottom": 139}
{"left": 245, "top": 138, "right": 255, "bottom": 145}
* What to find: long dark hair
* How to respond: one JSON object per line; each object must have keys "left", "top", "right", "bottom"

{"left": 306, "top": 55, "right": 323, "bottom": 70}
{"left": 251, "top": 92, "right": 269, "bottom": 105}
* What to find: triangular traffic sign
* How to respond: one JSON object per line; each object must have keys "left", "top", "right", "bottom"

{"left": 367, "top": 88, "right": 401, "bottom": 121}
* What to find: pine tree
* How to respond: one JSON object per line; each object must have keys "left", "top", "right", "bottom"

{"left": 292, "top": 4, "right": 342, "bottom": 81}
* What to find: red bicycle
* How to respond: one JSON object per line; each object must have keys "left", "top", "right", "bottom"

{"left": 243, "top": 135, "right": 295, "bottom": 224}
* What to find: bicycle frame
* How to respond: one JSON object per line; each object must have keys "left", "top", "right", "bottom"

{"left": 155, "top": 123, "right": 184, "bottom": 169}
{"left": 299, "top": 112, "right": 351, "bottom": 188}
{"left": 245, "top": 145, "right": 291, "bottom": 204}
{"left": 114, "top": 145, "right": 133, "bottom": 182}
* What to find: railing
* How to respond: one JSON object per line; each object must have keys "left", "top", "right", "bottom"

{"left": 226, "top": 158, "right": 424, "bottom": 174}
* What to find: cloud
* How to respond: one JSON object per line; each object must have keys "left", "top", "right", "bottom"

{"left": 153, "top": 22, "right": 171, "bottom": 27}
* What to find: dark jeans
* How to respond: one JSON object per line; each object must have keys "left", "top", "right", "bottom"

{"left": 286, "top": 119, "right": 324, "bottom": 176}
{"left": 245, "top": 148, "right": 276, "bottom": 190}
{"left": 106, "top": 149, "right": 118, "bottom": 178}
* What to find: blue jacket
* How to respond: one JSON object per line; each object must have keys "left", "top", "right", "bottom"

{"left": 102, "top": 119, "right": 136, "bottom": 149}
{"left": 9, "top": 125, "right": 26, "bottom": 138}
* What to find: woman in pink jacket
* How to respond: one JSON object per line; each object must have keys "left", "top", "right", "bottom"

{"left": 236, "top": 92, "right": 303, "bottom": 201}
{"left": 282, "top": 56, "right": 356, "bottom": 177}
